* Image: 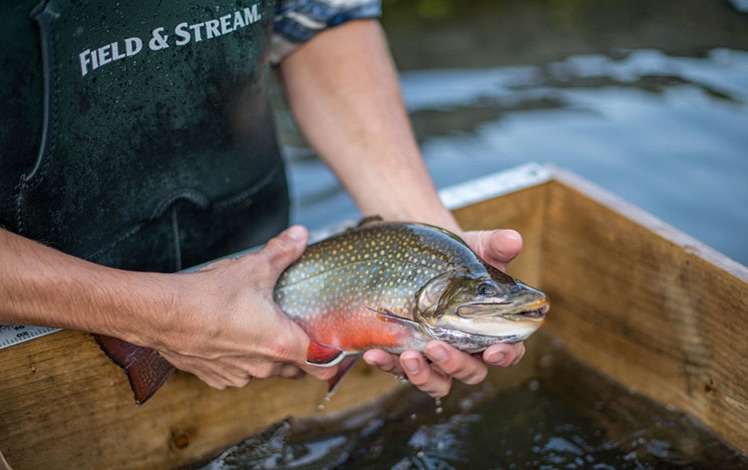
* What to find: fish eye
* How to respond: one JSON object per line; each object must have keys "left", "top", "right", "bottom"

{"left": 477, "top": 282, "right": 498, "bottom": 297}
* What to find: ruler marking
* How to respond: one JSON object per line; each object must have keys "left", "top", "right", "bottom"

{"left": 0, "top": 325, "right": 61, "bottom": 349}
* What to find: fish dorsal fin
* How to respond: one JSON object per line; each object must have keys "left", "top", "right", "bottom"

{"left": 356, "top": 215, "right": 384, "bottom": 227}
{"left": 94, "top": 334, "right": 174, "bottom": 406}
{"left": 481, "top": 259, "right": 518, "bottom": 285}
{"left": 306, "top": 341, "right": 346, "bottom": 367}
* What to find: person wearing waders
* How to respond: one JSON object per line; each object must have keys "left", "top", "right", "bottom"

{"left": 0, "top": 1, "right": 526, "bottom": 398}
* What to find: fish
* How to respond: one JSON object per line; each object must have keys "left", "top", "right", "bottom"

{"left": 95, "top": 220, "right": 549, "bottom": 405}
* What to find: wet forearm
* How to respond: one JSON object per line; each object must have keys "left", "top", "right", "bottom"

{"left": 279, "top": 19, "right": 460, "bottom": 232}
{"left": 0, "top": 228, "right": 175, "bottom": 346}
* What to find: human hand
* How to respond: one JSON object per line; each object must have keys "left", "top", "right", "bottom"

{"left": 150, "top": 225, "right": 337, "bottom": 390}
{"left": 363, "top": 228, "right": 526, "bottom": 398}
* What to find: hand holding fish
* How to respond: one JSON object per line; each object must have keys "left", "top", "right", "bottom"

{"left": 152, "top": 225, "right": 340, "bottom": 391}
{"left": 363, "top": 228, "right": 528, "bottom": 398}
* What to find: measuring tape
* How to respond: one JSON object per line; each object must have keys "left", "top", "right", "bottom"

{"left": 0, "top": 325, "right": 60, "bottom": 349}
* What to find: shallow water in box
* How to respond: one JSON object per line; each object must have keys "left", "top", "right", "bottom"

{"left": 199, "top": 340, "right": 748, "bottom": 469}
{"left": 280, "top": 0, "right": 748, "bottom": 266}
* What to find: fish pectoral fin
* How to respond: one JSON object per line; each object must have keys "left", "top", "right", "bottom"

{"left": 327, "top": 356, "right": 360, "bottom": 396}
{"left": 366, "top": 306, "right": 421, "bottom": 329}
{"left": 306, "top": 341, "right": 346, "bottom": 367}
{"left": 94, "top": 334, "right": 174, "bottom": 406}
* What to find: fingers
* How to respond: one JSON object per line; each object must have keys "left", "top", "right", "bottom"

{"left": 255, "top": 225, "right": 309, "bottom": 285}
{"left": 483, "top": 342, "right": 526, "bottom": 367}
{"left": 488, "top": 229, "right": 523, "bottom": 265}
{"left": 364, "top": 341, "right": 527, "bottom": 399}
{"left": 399, "top": 351, "right": 451, "bottom": 398}
{"left": 162, "top": 348, "right": 315, "bottom": 389}
{"left": 364, "top": 345, "right": 481, "bottom": 399}
{"left": 196, "top": 225, "right": 307, "bottom": 277}
{"left": 463, "top": 229, "right": 523, "bottom": 271}
{"left": 424, "top": 342, "right": 488, "bottom": 385}
{"left": 160, "top": 351, "right": 253, "bottom": 389}
{"left": 363, "top": 349, "right": 402, "bottom": 375}
{"left": 364, "top": 349, "right": 452, "bottom": 398}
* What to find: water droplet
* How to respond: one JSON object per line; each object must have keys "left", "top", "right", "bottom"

{"left": 434, "top": 397, "right": 444, "bottom": 414}
{"left": 459, "top": 398, "right": 473, "bottom": 412}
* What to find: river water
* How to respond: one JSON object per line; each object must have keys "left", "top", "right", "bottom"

{"left": 282, "top": 0, "right": 748, "bottom": 266}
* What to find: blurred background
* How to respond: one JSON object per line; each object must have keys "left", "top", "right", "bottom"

{"left": 277, "top": 0, "right": 748, "bottom": 266}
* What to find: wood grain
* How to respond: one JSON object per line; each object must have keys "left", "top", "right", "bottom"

{"left": 0, "top": 330, "right": 401, "bottom": 469}
{"left": 541, "top": 168, "right": 748, "bottom": 454}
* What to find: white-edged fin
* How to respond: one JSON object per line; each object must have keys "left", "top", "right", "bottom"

{"left": 306, "top": 341, "right": 346, "bottom": 367}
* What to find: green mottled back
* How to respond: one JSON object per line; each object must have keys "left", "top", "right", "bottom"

{"left": 274, "top": 221, "right": 482, "bottom": 324}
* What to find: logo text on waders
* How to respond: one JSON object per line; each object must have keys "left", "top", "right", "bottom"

{"left": 78, "top": 4, "right": 261, "bottom": 77}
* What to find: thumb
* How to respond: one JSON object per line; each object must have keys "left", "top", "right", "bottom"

{"left": 486, "top": 229, "right": 523, "bottom": 266}
{"left": 465, "top": 229, "right": 523, "bottom": 270}
{"left": 257, "top": 225, "right": 309, "bottom": 277}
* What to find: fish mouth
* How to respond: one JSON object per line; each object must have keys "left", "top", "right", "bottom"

{"left": 427, "top": 299, "right": 548, "bottom": 341}
{"left": 456, "top": 298, "right": 549, "bottom": 322}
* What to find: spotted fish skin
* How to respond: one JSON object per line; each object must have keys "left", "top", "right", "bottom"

{"left": 273, "top": 220, "right": 532, "bottom": 364}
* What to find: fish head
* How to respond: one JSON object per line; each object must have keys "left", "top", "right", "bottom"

{"left": 414, "top": 263, "right": 549, "bottom": 348}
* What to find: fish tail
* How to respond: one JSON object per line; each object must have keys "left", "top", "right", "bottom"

{"left": 94, "top": 334, "right": 174, "bottom": 405}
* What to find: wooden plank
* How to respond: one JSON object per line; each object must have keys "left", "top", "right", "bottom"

{"left": 541, "top": 168, "right": 748, "bottom": 454}
{"left": 0, "top": 329, "right": 401, "bottom": 469}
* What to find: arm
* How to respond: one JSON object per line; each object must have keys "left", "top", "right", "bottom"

{"left": 0, "top": 225, "right": 336, "bottom": 387}
{"left": 278, "top": 20, "right": 457, "bottom": 228}
{"left": 278, "top": 19, "right": 525, "bottom": 397}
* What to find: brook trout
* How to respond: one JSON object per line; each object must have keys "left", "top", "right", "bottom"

{"left": 96, "top": 220, "right": 549, "bottom": 405}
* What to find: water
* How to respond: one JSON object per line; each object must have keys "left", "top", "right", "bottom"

{"left": 280, "top": 0, "right": 748, "bottom": 266}
{"left": 198, "top": 339, "right": 748, "bottom": 469}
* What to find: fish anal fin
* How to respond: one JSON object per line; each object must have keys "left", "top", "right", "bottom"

{"left": 306, "top": 340, "right": 345, "bottom": 367}
{"left": 94, "top": 334, "right": 174, "bottom": 406}
{"left": 327, "top": 356, "right": 360, "bottom": 396}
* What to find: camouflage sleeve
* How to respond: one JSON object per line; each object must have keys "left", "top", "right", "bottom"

{"left": 271, "top": 0, "right": 382, "bottom": 64}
